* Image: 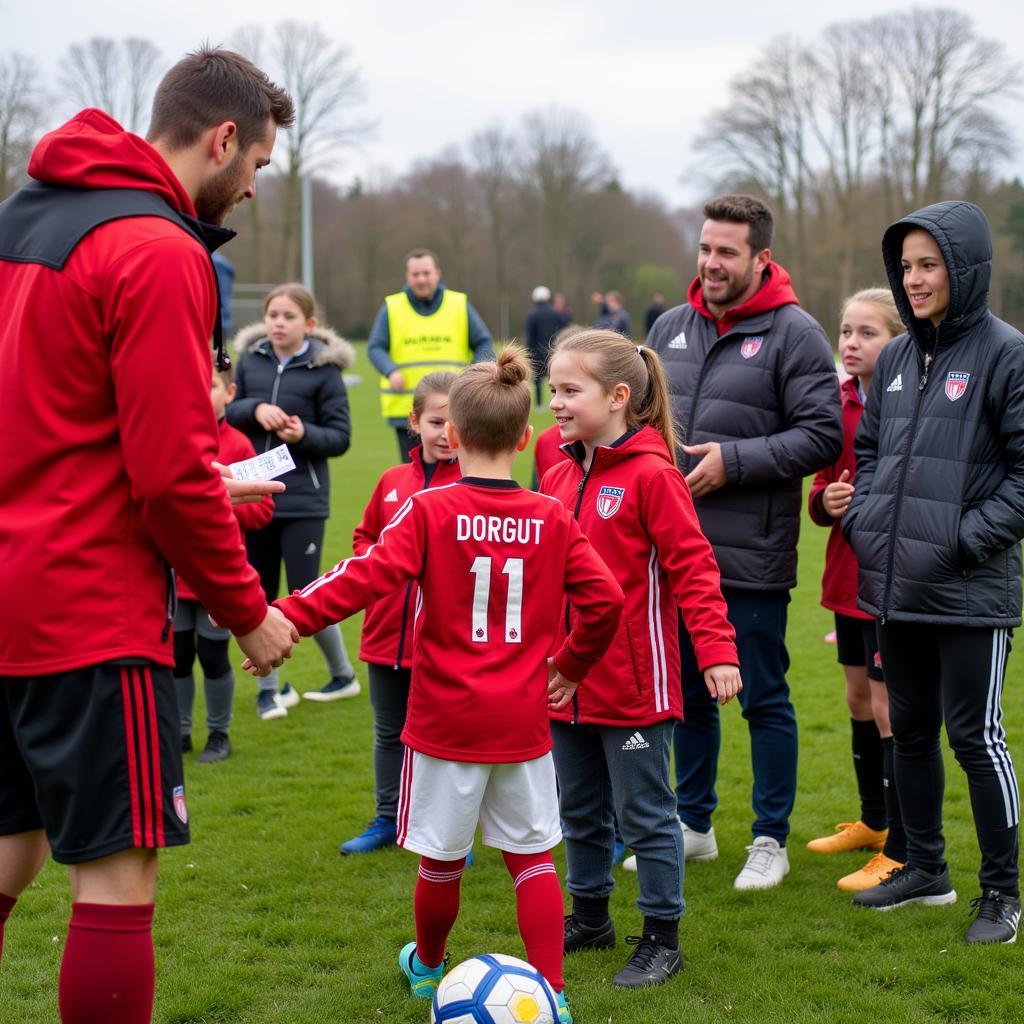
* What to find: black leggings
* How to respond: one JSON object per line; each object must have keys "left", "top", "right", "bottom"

{"left": 245, "top": 518, "right": 327, "bottom": 600}
{"left": 173, "top": 632, "right": 231, "bottom": 679}
{"left": 878, "top": 621, "right": 1020, "bottom": 895}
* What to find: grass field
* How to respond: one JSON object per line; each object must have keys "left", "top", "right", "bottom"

{"left": 2, "top": 343, "right": 1023, "bottom": 1023}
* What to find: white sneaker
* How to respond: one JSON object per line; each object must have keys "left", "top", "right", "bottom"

{"left": 277, "top": 683, "right": 301, "bottom": 709}
{"left": 734, "top": 836, "right": 790, "bottom": 890}
{"left": 621, "top": 820, "right": 717, "bottom": 872}
{"left": 681, "top": 820, "right": 718, "bottom": 862}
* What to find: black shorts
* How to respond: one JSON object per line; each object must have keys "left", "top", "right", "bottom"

{"left": 0, "top": 662, "right": 190, "bottom": 864}
{"left": 834, "top": 613, "right": 884, "bottom": 682}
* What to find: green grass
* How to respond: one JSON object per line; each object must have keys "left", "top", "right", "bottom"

{"left": 3, "top": 344, "right": 1023, "bottom": 1022}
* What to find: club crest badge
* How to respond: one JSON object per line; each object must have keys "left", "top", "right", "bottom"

{"left": 740, "top": 336, "right": 764, "bottom": 359}
{"left": 596, "top": 485, "right": 625, "bottom": 519}
{"left": 173, "top": 785, "right": 188, "bottom": 825}
{"left": 945, "top": 371, "right": 970, "bottom": 402}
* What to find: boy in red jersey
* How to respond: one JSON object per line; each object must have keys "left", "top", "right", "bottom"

{"left": 258, "top": 346, "right": 623, "bottom": 1023}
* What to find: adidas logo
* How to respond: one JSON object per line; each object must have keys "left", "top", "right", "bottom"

{"left": 621, "top": 731, "right": 650, "bottom": 751}
{"left": 886, "top": 374, "right": 902, "bottom": 393}
{"left": 384, "top": 489, "right": 399, "bottom": 502}
{"left": 667, "top": 332, "right": 687, "bottom": 350}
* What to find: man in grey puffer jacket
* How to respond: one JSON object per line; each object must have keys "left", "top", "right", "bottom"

{"left": 842, "top": 201, "right": 1023, "bottom": 943}
{"left": 646, "top": 195, "right": 842, "bottom": 891}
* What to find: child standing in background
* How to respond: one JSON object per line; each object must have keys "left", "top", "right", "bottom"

{"left": 174, "top": 361, "right": 274, "bottom": 762}
{"left": 806, "top": 289, "right": 907, "bottom": 890}
{"left": 228, "top": 283, "right": 359, "bottom": 719}
{"left": 542, "top": 329, "right": 740, "bottom": 988}
{"left": 340, "top": 372, "right": 462, "bottom": 855}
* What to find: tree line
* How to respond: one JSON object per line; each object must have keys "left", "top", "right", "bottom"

{"left": 2, "top": 9, "right": 1023, "bottom": 341}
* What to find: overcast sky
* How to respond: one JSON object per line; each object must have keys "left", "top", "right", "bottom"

{"left": 4, "top": 0, "right": 1024, "bottom": 208}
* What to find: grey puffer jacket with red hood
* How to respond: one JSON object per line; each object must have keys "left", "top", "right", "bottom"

{"left": 647, "top": 263, "right": 842, "bottom": 591}
{"left": 843, "top": 202, "right": 1024, "bottom": 627}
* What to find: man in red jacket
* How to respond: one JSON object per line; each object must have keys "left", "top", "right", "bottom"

{"left": 0, "top": 48, "right": 297, "bottom": 1023}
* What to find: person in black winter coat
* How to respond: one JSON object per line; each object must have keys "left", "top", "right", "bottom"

{"left": 524, "top": 286, "right": 564, "bottom": 406}
{"left": 228, "top": 283, "right": 361, "bottom": 718}
{"left": 843, "top": 202, "right": 1024, "bottom": 942}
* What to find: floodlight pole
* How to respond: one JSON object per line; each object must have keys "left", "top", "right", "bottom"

{"left": 301, "top": 171, "right": 314, "bottom": 292}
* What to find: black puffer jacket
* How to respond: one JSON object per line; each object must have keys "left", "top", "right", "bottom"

{"left": 648, "top": 265, "right": 842, "bottom": 590}
{"left": 843, "top": 201, "right": 1024, "bottom": 627}
{"left": 227, "top": 324, "right": 355, "bottom": 519}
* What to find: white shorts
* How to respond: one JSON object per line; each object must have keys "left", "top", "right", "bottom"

{"left": 397, "top": 749, "right": 561, "bottom": 860}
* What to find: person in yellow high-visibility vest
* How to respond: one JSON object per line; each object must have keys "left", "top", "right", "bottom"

{"left": 369, "top": 248, "right": 494, "bottom": 459}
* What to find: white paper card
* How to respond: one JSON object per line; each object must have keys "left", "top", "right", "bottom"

{"left": 228, "top": 444, "right": 295, "bottom": 482}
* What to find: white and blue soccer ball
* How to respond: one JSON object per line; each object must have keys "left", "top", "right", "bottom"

{"left": 430, "top": 953, "right": 559, "bottom": 1024}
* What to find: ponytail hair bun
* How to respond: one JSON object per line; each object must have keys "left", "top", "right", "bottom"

{"left": 496, "top": 344, "right": 531, "bottom": 386}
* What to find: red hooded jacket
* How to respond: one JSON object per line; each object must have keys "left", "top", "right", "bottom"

{"left": 687, "top": 261, "right": 799, "bottom": 335}
{"left": 355, "top": 447, "right": 462, "bottom": 667}
{"left": 0, "top": 110, "right": 269, "bottom": 675}
{"left": 541, "top": 427, "right": 738, "bottom": 727}
{"left": 176, "top": 418, "right": 275, "bottom": 604}
{"left": 808, "top": 376, "right": 871, "bottom": 620}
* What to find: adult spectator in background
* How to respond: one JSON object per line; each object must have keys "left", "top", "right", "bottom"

{"left": 212, "top": 251, "right": 235, "bottom": 336}
{"left": 0, "top": 47, "right": 297, "bottom": 1023}
{"left": 553, "top": 291, "right": 573, "bottom": 329}
{"left": 595, "top": 290, "right": 632, "bottom": 336}
{"left": 368, "top": 248, "right": 493, "bottom": 460}
{"left": 647, "top": 194, "right": 842, "bottom": 892}
{"left": 844, "top": 202, "right": 1024, "bottom": 943}
{"left": 524, "top": 285, "right": 564, "bottom": 406}
{"left": 644, "top": 291, "right": 667, "bottom": 337}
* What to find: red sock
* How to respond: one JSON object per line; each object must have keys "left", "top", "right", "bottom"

{"left": 0, "top": 891, "right": 16, "bottom": 962}
{"left": 58, "top": 902, "right": 154, "bottom": 1024}
{"left": 414, "top": 856, "right": 465, "bottom": 968}
{"left": 503, "top": 851, "right": 564, "bottom": 993}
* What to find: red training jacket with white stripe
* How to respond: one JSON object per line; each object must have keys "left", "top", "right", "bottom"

{"left": 275, "top": 477, "right": 624, "bottom": 763}
{"left": 541, "top": 426, "right": 738, "bottom": 727}
{"left": 355, "top": 446, "right": 462, "bottom": 668}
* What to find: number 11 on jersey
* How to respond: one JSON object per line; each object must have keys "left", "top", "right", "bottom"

{"left": 469, "top": 556, "right": 524, "bottom": 644}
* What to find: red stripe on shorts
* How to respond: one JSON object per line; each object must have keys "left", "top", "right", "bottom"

{"left": 131, "top": 668, "right": 155, "bottom": 847}
{"left": 143, "top": 667, "right": 165, "bottom": 846}
{"left": 397, "top": 747, "right": 413, "bottom": 847}
{"left": 120, "top": 668, "right": 142, "bottom": 847}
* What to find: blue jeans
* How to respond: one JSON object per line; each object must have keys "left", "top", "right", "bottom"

{"left": 673, "top": 589, "right": 797, "bottom": 845}
{"left": 551, "top": 719, "right": 684, "bottom": 920}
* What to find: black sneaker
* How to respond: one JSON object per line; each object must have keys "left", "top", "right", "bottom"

{"left": 181, "top": 734, "right": 192, "bottom": 753}
{"left": 612, "top": 934, "right": 683, "bottom": 988}
{"left": 563, "top": 914, "right": 615, "bottom": 953}
{"left": 851, "top": 864, "right": 957, "bottom": 911}
{"left": 197, "top": 730, "right": 232, "bottom": 764}
{"left": 965, "top": 889, "right": 1021, "bottom": 944}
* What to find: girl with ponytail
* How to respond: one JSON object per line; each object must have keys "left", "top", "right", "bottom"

{"left": 541, "top": 328, "right": 741, "bottom": 988}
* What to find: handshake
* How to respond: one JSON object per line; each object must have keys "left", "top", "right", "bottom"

{"left": 235, "top": 606, "right": 301, "bottom": 677}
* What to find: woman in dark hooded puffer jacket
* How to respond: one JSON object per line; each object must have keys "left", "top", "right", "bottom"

{"left": 842, "top": 202, "right": 1024, "bottom": 943}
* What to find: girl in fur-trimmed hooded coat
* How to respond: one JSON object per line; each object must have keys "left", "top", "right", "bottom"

{"left": 227, "top": 283, "right": 361, "bottom": 714}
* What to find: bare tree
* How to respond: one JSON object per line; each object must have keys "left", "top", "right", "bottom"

{"left": 58, "top": 36, "right": 164, "bottom": 134}
{"left": 522, "top": 107, "right": 613, "bottom": 289}
{"left": 0, "top": 52, "right": 44, "bottom": 200}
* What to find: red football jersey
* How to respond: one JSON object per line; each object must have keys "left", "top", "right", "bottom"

{"left": 275, "top": 477, "right": 623, "bottom": 763}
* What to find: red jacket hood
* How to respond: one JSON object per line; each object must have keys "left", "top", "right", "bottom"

{"left": 28, "top": 108, "right": 196, "bottom": 218}
{"left": 687, "top": 261, "right": 799, "bottom": 336}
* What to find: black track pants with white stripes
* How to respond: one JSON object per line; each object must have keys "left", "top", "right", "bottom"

{"left": 878, "top": 622, "right": 1020, "bottom": 895}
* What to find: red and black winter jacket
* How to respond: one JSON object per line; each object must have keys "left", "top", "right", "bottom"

{"left": 0, "top": 109, "right": 268, "bottom": 675}
{"left": 356, "top": 447, "right": 462, "bottom": 667}
{"left": 541, "top": 426, "right": 738, "bottom": 727}
{"left": 808, "top": 376, "right": 871, "bottom": 620}
{"left": 276, "top": 479, "right": 623, "bottom": 763}
{"left": 176, "top": 418, "right": 275, "bottom": 604}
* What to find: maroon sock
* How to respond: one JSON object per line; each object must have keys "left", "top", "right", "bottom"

{"left": 414, "top": 857, "right": 464, "bottom": 968}
{"left": 0, "top": 891, "right": 16, "bottom": 962}
{"left": 503, "top": 851, "right": 564, "bottom": 993}
{"left": 58, "top": 902, "right": 154, "bottom": 1024}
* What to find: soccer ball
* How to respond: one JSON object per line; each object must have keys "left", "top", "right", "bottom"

{"left": 430, "top": 953, "right": 559, "bottom": 1024}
